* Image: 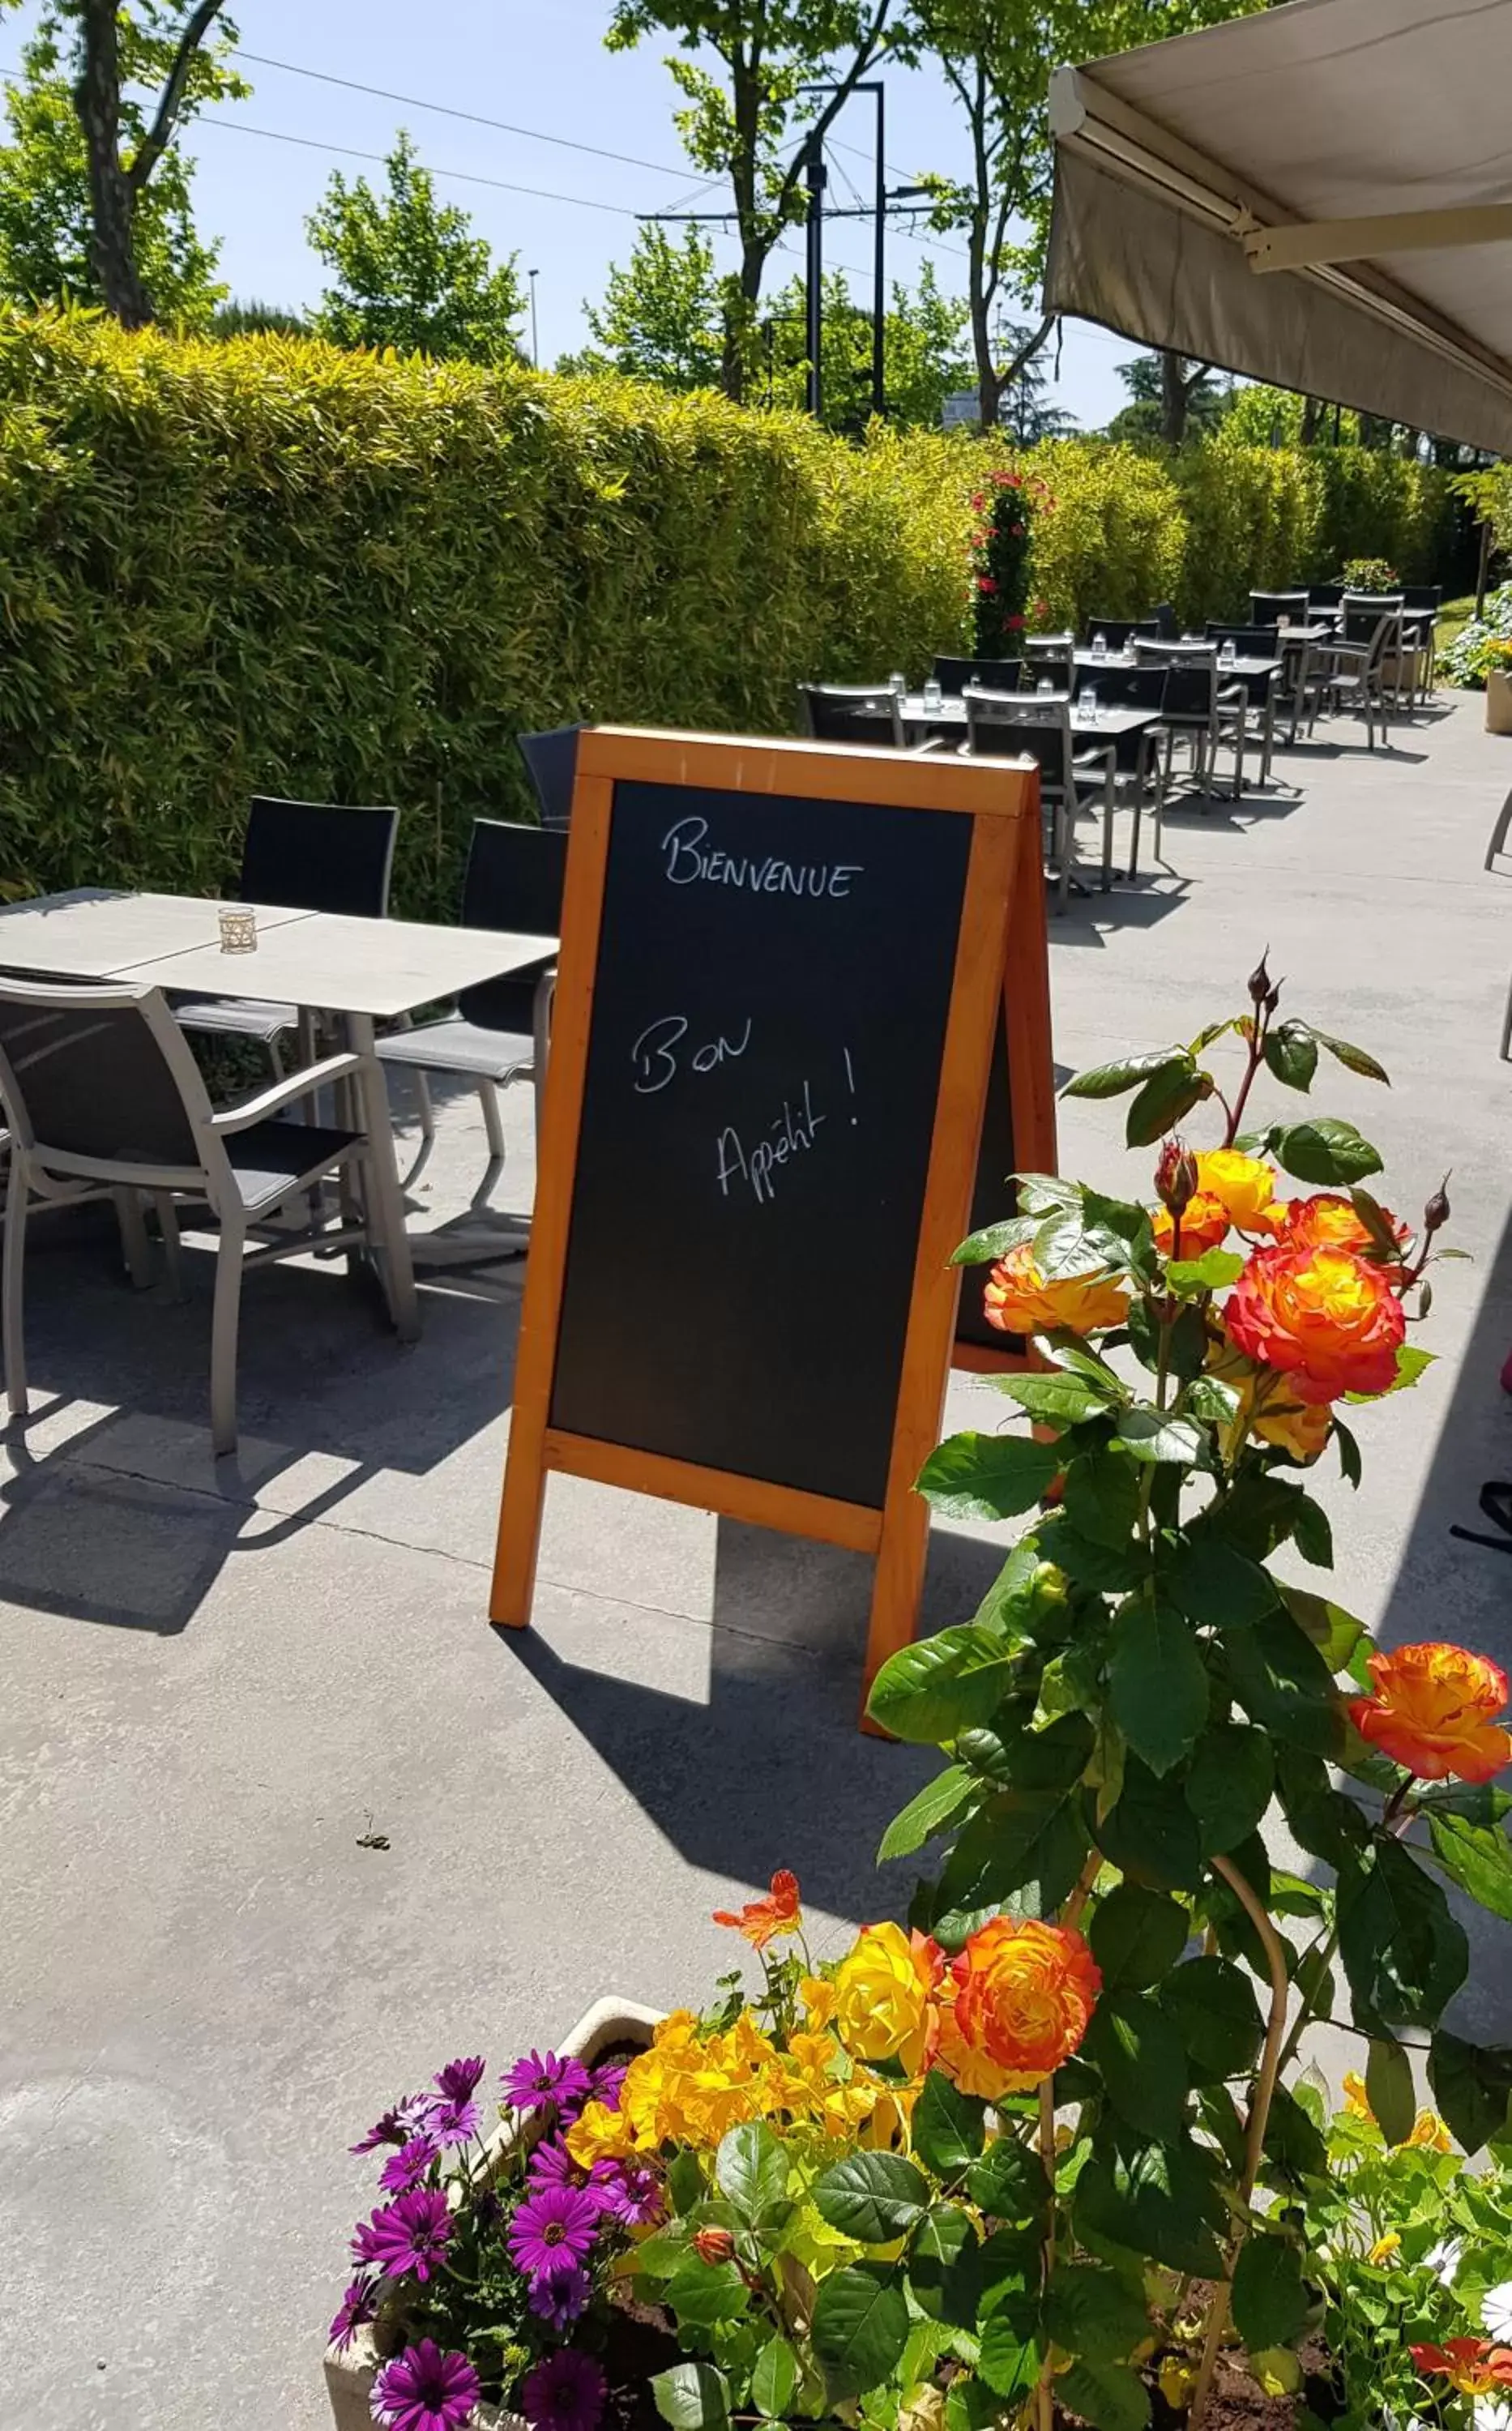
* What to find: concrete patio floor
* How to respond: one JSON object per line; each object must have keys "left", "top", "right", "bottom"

{"left": 3, "top": 694, "right": 1512, "bottom": 2430}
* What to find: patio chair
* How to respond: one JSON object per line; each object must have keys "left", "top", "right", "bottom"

{"left": 960, "top": 688, "right": 1116, "bottom": 911}
{"left": 0, "top": 976, "right": 378, "bottom": 1456}
{"left": 376, "top": 820, "right": 566, "bottom": 1211}
{"left": 1086, "top": 617, "right": 1158, "bottom": 652}
{"left": 175, "top": 798, "right": 399, "bottom": 1071}
{"left": 799, "top": 684, "right": 905, "bottom": 747}
{"left": 517, "top": 726, "right": 582, "bottom": 829}
{"left": 1205, "top": 625, "right": 1283, "bottom": 782}
{"left": 1249, "top": 591, "right": 1311, "bottom": 630}
{"left": 1080, "top": 664, "right": 1170, "bottom": 877}
{"left": 1308, "top": 582, "right": 1345, "bottom": 612}
{"left": 932, "top": 654, "right": 1023, "bottom": 694}
{"left": 1304, "top": 605, "right": 1396, "bottom": 747}
{"left": 1400, "top": 587, "right": 1443, "bottom": 705}
{"left": 1135, "top": 648, "right": 1246, "bottom": 802}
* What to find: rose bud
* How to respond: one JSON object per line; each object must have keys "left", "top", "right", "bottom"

{"left": 1247, "top": 952, "right": 1271, "bottom": 1003}
{"left": 1424, "top": 1177, "right": 1451, "bottom": 1234}
{"left": 1263, "top": 981, "right": 1283, "bottom": 1016}
{"left": 1155, "top": 1139, "right": 1199, "bottom": 1218}
{"left": 693, "top": 2227, "right": 736, "bottom": 2266}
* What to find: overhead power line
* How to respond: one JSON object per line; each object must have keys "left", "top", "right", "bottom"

{"left": 196, "top": 116, "right": 653, "bottom": 219}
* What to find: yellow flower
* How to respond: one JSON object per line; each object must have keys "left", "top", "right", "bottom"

{"left": 1194, "top": 1149, "right": 1282, "bottom": 1236}
{"left": 1253, "top": 1394, "right": 1334, "bottom": 1463}
{"left": 831, "top": 1923, "right": 944, "bottom": 2078}
{"left": 983, "top": 1244, "right": 1130, "bottom": 1339}
{"left": 1407, "top": 2108, "right": 1453, "bottom": 2152}
{"left": 1159, "top": 2358, "right": 1198, "bottom": 2411}
{"left": 1342, "top": 2070, "right": 1374, "bottom": 2121}
{"left": 566, "top": 2097, "right": 636, "bottom": 2167}
{"left": 1369, "top": 2232, "right": 1403, "bottom": 2265}
{"left": 801, "top": 1976, "right": 838, "bottom": 2031}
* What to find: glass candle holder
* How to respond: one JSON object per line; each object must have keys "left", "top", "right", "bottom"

{"left": 218, "top": 904, "right": 258, "bottom": 954}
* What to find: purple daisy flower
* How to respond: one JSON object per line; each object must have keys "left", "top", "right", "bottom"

{"left": 521, "top": 2350, "right": 607, "bottom": 2431}
{"left": 352, "top": 2186, "right": 453, "bottom": 2284}
{"left": 370, "top": 2338, "right": 481, "bottom": 2431}
{"left": 587, "top": 2062, "right": 627, "bottom": 2113}
{"left": 502, "top": 2050, "right": 593, "bottom": 2116}
{"left": 527, "top": 2139, "right": 620, "bottom": 2209}
{"left": 527, "top": 2261, "right": 592, "bottom": 2331}
{"left": 434, "top": 2056, "right": 487, "bottom": 2105}
{"left": 425, "top": 2093, "right": 481, "bottom": 2147}
{"left": 350, "top": 2096, "right": 427, "bottom": 2155}
{"left": 327, "top": 2275, "right": 378, "bottom": 2354}
{"left": 380, "top": 2134, "right": 442, "bottom": 2196}
{"left": 507, "top": 2183, "right": 601, "bottom": 2279}
{"left": 600, "top": 2160, "right": 664, "bottom": 2229}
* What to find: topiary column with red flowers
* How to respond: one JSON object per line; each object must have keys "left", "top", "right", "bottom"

{"left": 972, "top": 465, "right": 1057, "bottom": 656}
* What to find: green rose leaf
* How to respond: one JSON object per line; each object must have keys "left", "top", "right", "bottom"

{"left": 1108, "top": 1595, "right": 1210, "bottom": 1779}
{"left": 1185, "top": 1724, "right": 1275, "bottom": 1856}
{"left": 1116, "top": 1408, "right": 1214, "bottom": 1468}
{"left": 1083, "top": 1990, "right": 1190, "bottom": 2142}
{"left": 1262, "top": 1019, "right": 1318, "bottom": 1093}
{"left": 934, "top": 1781, "right": 1091, "bottom": 1923}
{"left": 1063, "top": 1447, "right": 1144, "bottom": 1549}
{"left": 994, "top": 1369, "right": 1124, "bottom": 1425}
{"left": 1074, "top": 2130, "right": 1225, "bottom": 2275}
{"left": 1224, "top": 1607, "right": 1343, "bottom": 1756}
{"left": 652, "top": 2364, "right": 731, "bottom": 2431}
{"left": 1166, "top": 1246, "right": 1246, "bottom": 1296}
{"left": 1338, "top": 1838, "right": 1469, "bottom": 2032}
{"left": 1044, "top": 2263, "right": 1152, "bottom": 2365}
{"left": 1058, "top": 2361, "right": 1152, "bottom": 2431}
{"left": 916, "top": 1432, "right": 1061, "bottom": 1521}
{"left": 1291, "top": 1493, "right": 1334, "bottom": 1570}
{"left": 667, "top": 2150, "right": 704, "bottom": 2215}
{"left": 952, "top": 1216, "right": 1038, "bottom": 1267}
{"left": 1426, "top": 1810, "right": 1512, "bottom": 1923}
{"left": 1262, "top": 2085, "right": 1328, "bottom": 2183}
{"left": 1344, "top": 1343, "right": 1437, "bottom": 1403}
{"left": 866, "top": 1627, "right": 1020, "bottom": 1743}
{"left": 1334, "top": 1415, "right": 1363, "bottom": 1488}
{"left": 1164, "top": 1532, "right": 1279, "bottom": 1631}
{"left": 976, "top": 2288, "right": 1044, "bottom": 2400}
{"left": 810, "top": 2263, "right": 911, "bottom": 2399}
{"left": 812, "top": 2151, "right": 930, "bottom": 2245}
{"left": 1275, "top": 1583, "right": 1366, "bottom": 1676}
{"left": 1365, "top": 2036, "right": 1417, "bottom": 2147}
{"left": 1313, "top": 1029, "right": 1390, "bottom": 1085}
{"left": 1089, "top": 1882, "right": 1190, "bottom": 1991}
{"left": 1094, "top": 1754, "right": 1204, "bottom": 1891}
{"left": 911, "top": 2070, "right": 987, "bottom": 2177}
{"left": 751, "top": 2338, "right": 800, "bottom": 2420}
{"left": 877, "top": 1764, "right": 978, "bottom": 1864}
{"left": 1275, "top": 1746, "right": 1369, "bottom": 1868}
{"left": 964, "top": 2133, "right": 1049, "bottom": 2226}
{"left": 1427, "top": 2030, "right": 1512, "bottom": 2155}
{"left": 1062, "top": 1049, "right": 1191, "bottom": 1101}
{"left": 908, "top": 2207, "right": 983, "bottom": 2325}
{"left": 1160, "top": 1956, "right": 1265, "bottom": 2083}
{"left": 1232, "top": 2233, "right": 1307, "bottom": 2349}
{"left": 666, "top": 2262, "right": 751, "bottom": 2327}
{"left": 716, "top": 2121, "right": 788, "bottom": 2223}
{"left": 1127, "top": 1298, "right": 1209, "bottom": 1382}
{"left": 1269, "top": 1117, "right": 1384, "bottom": 1186}
{"left": 1417, "top": 1781, "right": 1512, "bottom": 1824}
{"left": 1125, "top": 1057, "right": 1205, "bottom": 1147}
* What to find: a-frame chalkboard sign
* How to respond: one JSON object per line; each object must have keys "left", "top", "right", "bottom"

{"left": 489, "top": 726, "right": 1054, "bottom": 1715}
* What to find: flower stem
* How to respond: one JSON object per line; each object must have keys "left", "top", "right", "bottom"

{"left": 1222, "top": 1006, "right": 1271, "bottom": 1150}
{"left": 1189, "top": 1853, "right": 1292, "bottom": 2431}
{"left": 1036, "top": 2074, "right": 1057, "bottom": 2431}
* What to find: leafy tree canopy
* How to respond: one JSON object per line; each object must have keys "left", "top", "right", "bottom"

{"left": 307, "top": 130, "right": 525, "bottom": 365}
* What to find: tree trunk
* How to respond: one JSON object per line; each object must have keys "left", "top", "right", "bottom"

{"left": 1300, "top": 395, "right": 1326, "bottom": 445}
{"left": 75, "top": 0, "right": 152, "bottom": 326}
{"left": 1160, "top": 349, "right": 1190, "bottom": 443}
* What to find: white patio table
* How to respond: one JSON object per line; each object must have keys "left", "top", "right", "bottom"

{"left": 0, "top": 888, "right": 558, "bottom": 1341}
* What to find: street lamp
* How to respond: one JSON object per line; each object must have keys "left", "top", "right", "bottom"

{"left": 528, "top": 268, "right": 540, "bottom": 370}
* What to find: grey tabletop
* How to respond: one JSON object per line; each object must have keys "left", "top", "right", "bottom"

{"left": 0, "top": 888, "right": 314, "bottom": 978}
{"left": 899, "top": 695, "right": 1162, "bottom": 737}
{"left": 1069, "top": 648, "right": 1281, "bottom": 680}
{"left": 113, "top": 908, "right": 560, "bottom": 1021}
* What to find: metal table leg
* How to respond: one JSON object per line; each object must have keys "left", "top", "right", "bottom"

{"left": 346, "top": 1010, "right": 421, "bottom": 1343}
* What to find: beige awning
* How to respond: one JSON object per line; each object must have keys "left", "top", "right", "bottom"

{"left": 1044, "top": 0, "right": 1512, "bottom": 452}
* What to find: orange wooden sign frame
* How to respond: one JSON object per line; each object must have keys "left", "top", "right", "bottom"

{"left": 489, "top": 725, "right": 1054, "bottom": 1720}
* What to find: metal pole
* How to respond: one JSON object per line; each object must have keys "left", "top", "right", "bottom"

{"left": 805, "top": 135, "right": 826, "bottom": 422}
{"left": 871, "top": 84, "right": 886, "bottom": 418}
{"left": 1476, "top": 515, "right": 1493, "bottom": 620}
{"left": 528, "top": 269, "right": 539, "bottom": 369}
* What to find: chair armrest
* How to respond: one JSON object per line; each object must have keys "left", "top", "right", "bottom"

{"left": 1072, "top": 745, "right": 1117, "bottom": 774}
{"left": 211, "top": 1051, "right": 363, "bottom": 1134}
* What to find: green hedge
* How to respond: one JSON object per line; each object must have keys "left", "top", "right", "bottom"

{"left": 0, "top": 312, "right": 1459, "bottom": 916}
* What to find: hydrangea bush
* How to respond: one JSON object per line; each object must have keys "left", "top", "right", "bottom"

{"left": 861, "top": 959, "right": 1512, "bottom": 2431}
{"left": 1441, "top": 583, "right": 1512, "bottom": 690}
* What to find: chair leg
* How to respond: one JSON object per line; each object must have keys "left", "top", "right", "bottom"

{"left": 209, "top": 1220, "right": 246, "bottom": 1459}
{"left": 1501, "top": 968, "right": 1512, "bottom": 1062}
{"left": 1485, "top": 788, "right": 1512, "bottom": 870}
{"left": 472, "top": 1079, "right": 508, "bottom": 1209}
{"left": 154, "top": 1192, "right": 187, "bottom": 1301}
{"left": 2, "top": 1171, "right": 28, "bottom": 1416}
{"left": 113, "top": 1186, "right": 153, "bottom": 1289}
{"left": 1100, "top": 771, "right": 1115, "bottom": 892}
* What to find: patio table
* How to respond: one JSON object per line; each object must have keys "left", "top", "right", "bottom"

{"left": 0, "top": 889, "right": 558, "bottom": 1342}
{"left": 896, "top": 694, "right": 1162, "bottom": 740}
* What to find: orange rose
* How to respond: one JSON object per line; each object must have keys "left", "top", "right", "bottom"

{"left": 983, "top": 1243, "right": 1130, "bottom": 1339}
{"left": 1412, "top": 2342, "right": 1512, "bottom": 2399}
{"left": 936, "top": 1917, "right": 1100, "bottom": 2096}
{"left": 712, "top": 1869, "right": 801, "bottom": 1950}
{"left": 1348, "top": 1643, "right": 1512, "bottom": 1784}
{"left": 1152, "top": 1190, "right": 1230, "bottom": 1257}
{"left": 1253, "top": 1395, "right": 1333, "bottom": 1462}
{"left": 1224, "top": 1243, "right": 1405, "bottom": 1403}
{"left": 1194, "top": 1150, "right": 1282, "bottom": 1235}
{"left": 1279, "top": 1192, "right": 1410, "bottom": 1261}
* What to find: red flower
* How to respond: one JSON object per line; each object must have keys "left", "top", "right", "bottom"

{"left": 1005, "top": 471, "right": 1023, "bottom": 486}
{"left": 1032, "top": 597, "right": 1049, "bottom": 616}
{"left": 1006, "top": 612, "right": 1024, "bottom": 630}
{"left": 711, "top": 1869, "right": 801, "bottom": 1950}
{"left": 977, "top": 575, "right": 998, "bottom": 595}
{"left": 1010, "top": 522, "right": 1025, "bottom": 538}
{"left": 970, "top": 490, "right": 985, "bottom": 511}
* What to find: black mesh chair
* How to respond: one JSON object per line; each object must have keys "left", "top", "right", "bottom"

{"left": 176, "top": 798, "right": 399, "bottom": 1067}
{"left": 1086, "top": 617, "right": 1159, "bottom": 652}
{"left": 1400, "top": 586, "right": 1443, "bottom": 704}
{"left": 376, "top": 821, "right": 566, "bottom": 1210}
{"left": 1303, "top": 600, "right": 1398, "bottom": 746}
{"left": 932, "top": 655, "right": 1023, "bottom": 695}
{"left": 1205, "top": 626, "right": 1283, "bottom": 782}
{"left": 961, "top": 689, "right": 1116, "bottom": 910}
{"left": 517, "top": 726, "right": 581, "bottom": 828}
{"left": 1308, "top": 582, "right": 1345, "bottom": 612}
{"left": 1249, "top": 591, "right": 1311, "bottom": 629}
{"left": 799, "top": 685, "right": 905, "bottom": 747}
{"left": 1023, "top": 634, "right": 1075, "bottom": 681}
{"left": 0, "top": 976, "right": 378, "bottom": 1455}
{"left": 1081, "top": 664, "right": 1169, "bottom": 875}
{"left": 1134, "top": 647, "right": 1245, "bottom": 802}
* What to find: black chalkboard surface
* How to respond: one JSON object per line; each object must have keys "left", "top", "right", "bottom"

{"left": 955, "top": 1028, "right": 1023, "bottom": 1354}
{"left": 549, "top": 779, "right": 973, "bottom": 1509}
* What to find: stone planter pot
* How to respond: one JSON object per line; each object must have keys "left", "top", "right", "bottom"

{"left": 1486, "top": 669, "right": 1512, "bottom": 735}
{"left": 324, "top": 1997, "right": 664, "bottom": 2431}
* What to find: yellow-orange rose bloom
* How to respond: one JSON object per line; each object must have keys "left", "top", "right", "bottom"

{"left": 1225, "top": 1243, "right": 1405, "bottom": 1404}
{"left": 1152, "top": 1190, "right": 1230, "bottom": 1257}
{"left": 1348, "top": 1642, "right": 1512, "bottom": 1784}
{"left": 1279, "top": 1191, "right": 1410, "bottom": 1261}
{"left": 831, "top": 1923, "right": 943, "bottom": 2077}
{"left": 983, "top": 1243, "right": 1130, "bottom": 1339}
{"left": 1253, "top": 1395, "right": 1333, "bottom": 1462}
{"left": 1194, "top": 1149, "right": 1282, "bottom": 1235}
{"left": 937, "top": 1917, "right": 1100, "bottom": 2095}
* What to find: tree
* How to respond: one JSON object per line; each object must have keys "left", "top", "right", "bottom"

{"left": 1106, "top": 348, "right": 1231, "bottom": 442}
{"left": 604, "top": 0, "right": 892, "bottom": 399}
{"left": 0, "top": 2, "right": 239, "bottom": 326}
{"left": 903, "top": 0, "right": 1267, "bottom": 430}
{"left": 755, "top": 259, "right": 972, "bottom": 426}
{"left": 994, "top": 314, "right": 1077, "bottom": 441}
{"left": 582, "top": 223, "right": 724, "bottom": 389}
{"left": 211, "top": 297, "right": 310, "bottom": 337}
{"left": 307, "top": 131, "right": 525, "bottom": 365}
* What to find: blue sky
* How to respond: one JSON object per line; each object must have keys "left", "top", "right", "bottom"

{"left": 2, "top": 0, "right": 1144, "bottom": 426}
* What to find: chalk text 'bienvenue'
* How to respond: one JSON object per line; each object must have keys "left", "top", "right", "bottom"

{"left": 660, "top": 816, "right": 862, "bottom": 901}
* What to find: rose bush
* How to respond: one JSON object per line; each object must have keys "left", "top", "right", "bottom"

{"left": 864, "top": 960, "right": 1512, "bottom": 2431}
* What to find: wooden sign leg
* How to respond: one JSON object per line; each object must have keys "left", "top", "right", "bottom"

{"left": 490, "top": 1400, "right": 549, "bottom": 1630}
{"left": 861, "top": 1487, "right": 932, "bottom": 1736}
